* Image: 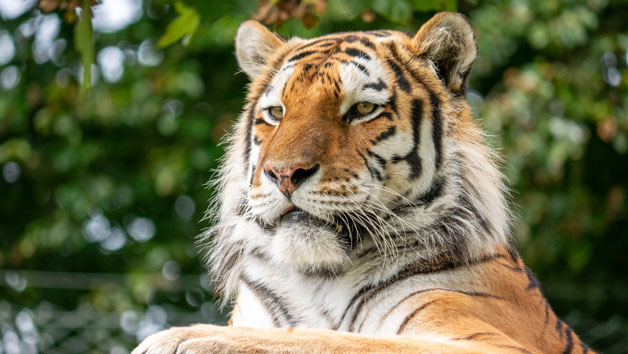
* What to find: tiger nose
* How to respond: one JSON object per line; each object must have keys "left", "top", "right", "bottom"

{"left": 263, "top": 164, "right": 320, "bottom": 197}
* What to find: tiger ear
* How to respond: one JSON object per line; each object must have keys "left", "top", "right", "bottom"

{"left": 235, "top": 21, "right": 285, "bottom": 79}
{"left": 414, "top": 12, "right": 477, "bottom": 96}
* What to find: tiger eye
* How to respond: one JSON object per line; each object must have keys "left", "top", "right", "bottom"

{"left": 270, "top": 106, "right": 284, "bottom": 119}
{"left": 356, "top": 102, "right": 375, "bottom": 115}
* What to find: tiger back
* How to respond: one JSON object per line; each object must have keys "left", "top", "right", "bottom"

{"left": 133, "top": 12, "right": 595, "bottom": 354}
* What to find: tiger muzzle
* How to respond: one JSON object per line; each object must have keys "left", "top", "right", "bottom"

{"left": 263, "top": 163, "right": 320, "bottom": 197}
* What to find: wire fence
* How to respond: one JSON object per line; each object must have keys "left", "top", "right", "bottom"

{"left": 0, "top": 300, "right": 227, "bottom": 354}
{"left": 0, "top": 270, "right": 626, "bottom": 354}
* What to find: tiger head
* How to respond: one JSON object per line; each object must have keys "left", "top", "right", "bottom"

{"left": 207, "top": 13, "right": 510, "bottom": 290}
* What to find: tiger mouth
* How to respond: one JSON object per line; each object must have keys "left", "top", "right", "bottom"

{"left": 276, "top": 206, "right": 365, "bottom": 247}
{"left": 279, "top": 206, "right": 329, "bottom": 227}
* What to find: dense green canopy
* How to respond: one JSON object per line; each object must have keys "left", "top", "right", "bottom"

{"left": 1, "top": 0, "right": 627, "bottom": 352}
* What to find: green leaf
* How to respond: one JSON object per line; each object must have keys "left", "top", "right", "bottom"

{"left": 371, "top": 0, "right": 413, "bottom": 24}
{"left": 409, "top": 0, "right": 457, "bottom": 12}
{"left": 74, "top": 0, "right": 94, "bottom": 94}
{"left": 158, "top": 2, "right": 201, "bottom": 48}
{"left": 326, "top": 0, "right": 365, "bottom": 20}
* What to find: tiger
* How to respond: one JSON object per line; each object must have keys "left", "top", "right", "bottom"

{"left": 133, "top": 12, "right": 594, "bottom": 354}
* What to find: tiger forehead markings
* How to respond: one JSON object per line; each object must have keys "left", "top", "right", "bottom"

{"left": 252, "top": 38, "right": 404, "bottom": 200}
{"left": 133, "top": 12, "right": 595, "bottom": 354}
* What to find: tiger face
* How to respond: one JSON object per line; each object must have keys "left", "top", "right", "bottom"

{"left": 231, "top": 14, "right": 487, "bottom": 273}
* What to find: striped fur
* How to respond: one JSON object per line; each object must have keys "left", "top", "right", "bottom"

{"left": 133, "top": 12, "right": 594, "bottom": 354}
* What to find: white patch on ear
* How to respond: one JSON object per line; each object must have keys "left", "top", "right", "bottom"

{"left": 235, "top": 21, "right": 285, "bottom": 78}
{"left": 339, "top": 57, "right": 390, "bottom": 115}
{"left": 414, "top": 12, "right": 477, "bottom": 93}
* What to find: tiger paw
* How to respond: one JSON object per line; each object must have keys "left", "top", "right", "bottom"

{"left": 131, "top": 324, "right": 233, "bottom": 354}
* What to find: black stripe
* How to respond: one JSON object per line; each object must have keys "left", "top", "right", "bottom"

{"left": 544, "top": 300, "right": 550, "bottom": 327}
{"left": 235, "top": 199, "right": 247, "bottom": 216}
{"left": 281, "top": 79, "right": 289, "bottom": 98}
{"left": 243, "top": 108, "right": 255, "bottom": 169}
{"left": 562, "top": 327, "right": 574, "bottom": 354}
{"left": 358, "top": 151, "right": 382, "bottom": 181}
{"left": 294, "top": 37, "right": 340, "bottom": 52}
{"left": 391, "top": 98, "right": 422, "bottom": 179}
{"left": 496, "top": 261, "right": 524, "bottom": 272}
{"left": 428, "top": 92, "right": 443, "bottom": 170}
{"left": 399, "top": 61, "right": 446, "bottom": 172}
{"left": 378, "top": 112, "right": 393, "bottom": 121}
{"left": 366, "top": 30, "right": 392, "bottom": 37}
{"left": 386, "top": 43, "right": 411, "bottom": 92}
{"left": 506, "top": 245, "right": 520, "bottom": 263}
{"left": 524, "top": 266, "right": 541, "bottom": 291}
{"left": 314, "top": 41, "right": 340, "bottom": 50}
{"left": 278, "top": 64, "right": 294, "bottom": 74}
{"left": 458, "top": 193, "right": 491, "bottom": 235}
{"left": 556, "top": 318, "right": 564, "bottom": 338}
{"left": 352, "top": 233, "right": 423, "bottom": 260}
{"left": 396, "top": 300, "right": 436, "bottom": 334}
{"left": 287, "top": 50, "right": 318, "bottom": 63}
{"left": 249, "top": 165, "right": 256, "bottom": 185}
{"left": 249, "top": 246, "right": 271, "bottom": 261}
{"left": 344, "top": 47, "right": 371, "bottom": 60}
{"left": 366, "top": 150, "right": 386, "bottom": 169}
{"left": 343, "top": 35, "right": 376, "bottom": 50}
{"left": 401, "top": 59, "right": 447, "bottom": 172}
{"left": 254, "top": 118, "right": 266, "bottom": 125}
{"left": 374, "top": 286, "right": 501, "bottom": 333}
{"left": 417, "top": 177, "right": 444, "bottom": 206}
{"left": 452, "top": 332, "right": 497, "bottom": 341}
{"left": 241, "top": 275, "right": 295, "bottom": 327}
{"left": 343, "top": 168, "right": 359, "bottom": 179}
{"left": 363, "top": 79, "right": 387, "bottom": 91}
{"left": 319, "top": 308, "right": 336, "bottom": 325}
{"left": 386, "top": 193, "right": 485, "bottom": 258}
{"left": 348, "top": 61, "right": 370, "bottom": 75}
{"left": 389, "top": 89, "right": 398, "bottom": 114}
{"left": 371, "top": 126, "right": 396, "bottom": 144}
{"left": 219, "top": 249, "right": 240, "bottom": 280}
{"left": 580, "top": 342, "right": 590, "bottom": 354}
{"left": 337, "top": 252, "right": 505, "bottom": 330}
{"left": 385, "top": 59, "right": 410, "bottom": 93}
{"left": 302, "top": 40, "right": 339, "bottom": 52}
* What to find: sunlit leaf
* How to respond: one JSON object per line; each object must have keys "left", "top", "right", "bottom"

{"left": 157, "top": 2, "right": 201, "bottom": 48}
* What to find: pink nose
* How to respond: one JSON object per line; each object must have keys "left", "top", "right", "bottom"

{"left": 263, "top": 164, "right": 320, "bottom": 197}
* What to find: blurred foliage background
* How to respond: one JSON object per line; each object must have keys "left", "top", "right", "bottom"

{"left": 1, "top": 0, "right": 627, "bottom": 353}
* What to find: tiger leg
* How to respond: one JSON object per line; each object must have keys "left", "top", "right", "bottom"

{"left": 131, "top": 324, "right": 542, "bottom": 354}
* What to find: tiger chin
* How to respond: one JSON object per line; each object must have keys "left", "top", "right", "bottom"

{"left": 134, "top": 12, "right": 595, "bottom": 354}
